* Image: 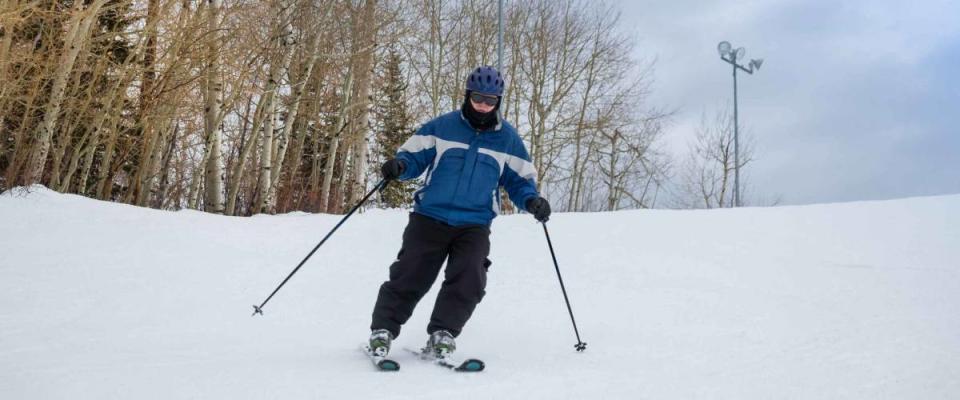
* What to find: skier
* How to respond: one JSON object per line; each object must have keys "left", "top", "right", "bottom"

{"left": 367, "top": 66, "right": 551, "bottom": 364}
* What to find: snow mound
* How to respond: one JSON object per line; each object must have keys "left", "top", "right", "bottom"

{"left": 2, "top": 188, "right": 959, "bottom": 399}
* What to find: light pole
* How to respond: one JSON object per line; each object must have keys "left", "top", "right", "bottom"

{"left": 498, "top": 0, "right": 504, "bottom": 72}
{"left": 497, "top": 0, "right": 504, "bottom": 116}
{"left": 717, "top": 41, "right": 762, "bottom": 207}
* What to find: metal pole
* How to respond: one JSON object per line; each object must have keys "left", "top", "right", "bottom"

{"left": 252, "top": 179, "right": 388, "bottom": 316}
{"left": 542, "top": 223, "right": 587, "bottom": 352}
{"left": 498, "top": 0, "right": 504, "bottom": 72}
{"left": 732, "top": 57, "right": 741, "bottom": 207}
{"left": 496, "top": 0, "right": 505, "bottom": 118}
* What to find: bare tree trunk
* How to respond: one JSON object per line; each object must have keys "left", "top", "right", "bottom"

{"left": 201, "top": 0, "right": 224, "bottom": 213}
{"left": 402, "top": 0, "right": 455, "bottom": 117}
{"left": 225, "top": 95, "right": 252, "bottom": 183}
{"left": 57, "top": 123, "right": 95, "bottom": 193}
{"left": 57, "top": 53, "right": 119, "bottom": 193}
{"left": 225, "top": 94, "right": 267, "bottom": 215}
{"left": 0, "top": 0, "right": 14, "bottom": 77}
{"left": 346, "top": 0, "right": 376, "bottom": 205}
{"left": 24, "top": 0, "right": 107, "bottom": 185}
{"left": 130, "top": 0, "right": 162, "bottom": 206}
{"left": 0, "top": 0, "right": 19, "bottom": 174}
{"left": 96, "top": 118, "right": 122, "bottom": 200}
{"left": 319, "top": 71, "right": 352, "bottom": 213}
{"left": 677, "top": 107, "right": 753, "bottom": 209}
{"left": 256, "top": 0, "right": 296, "bottom": 214}
{"left": 258, "top": 95, "right": 275, "bottom": 213}
{"left": 606, "top": 130, "right": 619, "bottom": 211}
{"left": 48, "top": 110, "right": 76, "bottom": 191}
{"left": 266, "top": 22, "right": 327, "bottom": 211}
{"left": 88, "top": 0, "right": 181, "bottom": 201}
{"left": 348, "top": 132, "right": 367, "bottom": 205}
{"left": 77, "top": 126, "right": 102, "bottom": 195}
{"left": 4, "top": 72, "right": 44, "bottom": 185}
{"left": 153, "top": 120, "right": 179, "bottom": 208}
{"left": 334, "top": 138, "right": 352, "bottom": 213}
{"left": 567, "top": 65, "right": 596, "bottom": 210}
{"left": 306, "top": 118, "right": 326, "bottom": 211}
{"left": 139, "top": 116, "right": 174, "bottom": 203}
{"left": 188, "top": 147, "right": 209, "bottom": 209}
{"left": 76, "top": 67, "right": 135, "bottom": 195}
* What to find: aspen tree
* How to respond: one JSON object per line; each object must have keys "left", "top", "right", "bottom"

{"left": 200, "top": 0, "right": 225, "bottom": 213}
{"left": 24, "top": 0, "right": 108, "bottom": 185}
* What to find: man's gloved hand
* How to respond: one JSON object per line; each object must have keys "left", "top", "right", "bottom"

{"left": 526, "top": 196, "right": 551, "bottom": 222}
{"left": 381, "top": 159, "right": 405, "bottom": 181}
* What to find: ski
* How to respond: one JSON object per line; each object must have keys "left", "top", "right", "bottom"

{"left": 361, "top": 345, "right": 400, "bottom": 371}
{"left": 404, "top": 347, "right": 485, "bottom": 372}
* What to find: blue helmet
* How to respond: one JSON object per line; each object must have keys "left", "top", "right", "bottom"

{"left": 466, "top": 66, "right": 504, "bottom": 96}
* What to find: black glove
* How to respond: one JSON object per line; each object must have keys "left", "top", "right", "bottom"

{"left": 526, "top": 196, "right": 551, "bottom": 222}
{"left": 381, "top": 159, "right": 405, "bottom": 181}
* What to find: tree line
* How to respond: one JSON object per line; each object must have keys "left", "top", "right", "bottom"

{"left": 0, "top": 0, "right": 760, "bottom": 214}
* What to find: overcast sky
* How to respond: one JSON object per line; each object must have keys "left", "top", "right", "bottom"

{"left": 610, "top": 0, "right": 959, "bottom": 205}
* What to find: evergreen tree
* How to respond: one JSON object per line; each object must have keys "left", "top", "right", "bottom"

{"left": 374, "top": 48, "right": 416, "bottom": 208}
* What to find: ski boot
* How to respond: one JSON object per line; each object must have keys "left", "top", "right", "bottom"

{"left": 425, "top": 330, "right": 456, "bottom": 358}
{"left": 417, "top": 330, "right": 484, "bottom": 371}
{"left": 368, "top": 329, "right": 393, "bottom": 357}
{"left": 364, "top": 329, "right": 399, "bottom": 371}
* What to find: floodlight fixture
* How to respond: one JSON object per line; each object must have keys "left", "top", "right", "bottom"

{"left": 750, "top": 59, "right": 764, "bottom": 71}
{"left": 736, "top": 47, "right": 746, "bottom": 60}
{"left": 718, "top": 41, "right": 732, "bottom": 57}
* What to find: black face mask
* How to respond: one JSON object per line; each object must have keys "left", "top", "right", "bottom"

{"left": 462, "top": 91, "right": 500, "bottom": 131}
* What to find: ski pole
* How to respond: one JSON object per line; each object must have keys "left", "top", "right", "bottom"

{"left": 252, "top": 179, "right": 388, "bottom": 316}
{"left": 542, "top": 222, "right": 587, "bottom": 352}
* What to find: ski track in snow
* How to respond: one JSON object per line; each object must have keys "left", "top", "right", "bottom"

{"left": 1, "top": 186, "right": 959, "bottom": 399}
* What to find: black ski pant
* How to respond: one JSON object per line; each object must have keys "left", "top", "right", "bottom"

{"left": 371, "top": 212, "right": 491, "bottom": 338}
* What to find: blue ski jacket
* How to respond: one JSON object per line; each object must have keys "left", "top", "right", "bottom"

{"left": 395, "top": 110, "right": 540, "bottom": 226}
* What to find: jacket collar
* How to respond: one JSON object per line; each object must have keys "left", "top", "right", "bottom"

{"left": 459, "top": 109, "right": 502, "bottom": 132}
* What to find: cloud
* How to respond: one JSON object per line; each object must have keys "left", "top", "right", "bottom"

{"left": 613, "top": 0, "right": 960, "bottom": 204}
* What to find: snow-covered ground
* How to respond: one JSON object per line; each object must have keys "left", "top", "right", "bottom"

{"left": 1, "top": 186, "right": 958, "bottom": 399}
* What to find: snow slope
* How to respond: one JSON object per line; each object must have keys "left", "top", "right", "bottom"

{"left": 1, "top": 186, "right": 958, "bottom": 399}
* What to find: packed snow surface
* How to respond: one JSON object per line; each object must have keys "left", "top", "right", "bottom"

{"left": 2, "top": 186, "right": 958, "bottom": 399}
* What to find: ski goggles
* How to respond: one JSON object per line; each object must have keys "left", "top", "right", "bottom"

{"left": 469, "top": 92, "right": 499, "bottom": 106}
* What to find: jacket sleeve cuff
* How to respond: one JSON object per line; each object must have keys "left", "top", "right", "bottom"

{"left": 520, "top": 194, "right": 537, "bottom": 212}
